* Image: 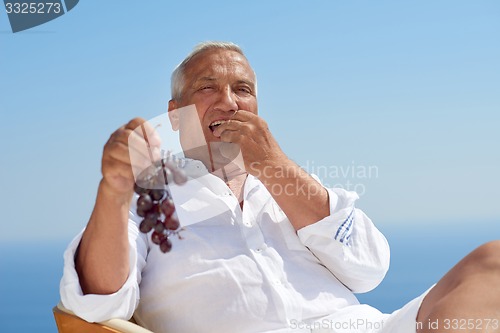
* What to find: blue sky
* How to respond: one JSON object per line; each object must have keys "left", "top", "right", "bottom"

{"left": 1, "top": 1, "right": 499, "bottom": 242}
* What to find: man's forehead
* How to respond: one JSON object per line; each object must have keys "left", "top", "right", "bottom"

{"left": 185, "top": 49, "right": 255, "bottom": 82}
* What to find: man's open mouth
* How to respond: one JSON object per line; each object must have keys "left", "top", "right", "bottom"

{"left": 209, "top": 120, "right": 227, "bottom": 132}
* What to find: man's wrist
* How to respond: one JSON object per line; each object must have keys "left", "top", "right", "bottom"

{"left": 98, "top": 178, "right": 134, "bottom": 208}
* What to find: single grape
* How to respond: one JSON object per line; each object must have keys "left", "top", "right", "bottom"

{"left": 164, "top": 215, "right": 180, "bottom": 231}
{"left": 150, "top": 203, "right": 160, "bottom": 214}
{"left": 137, "top": 194, "right": 153, "bottom": 211}
{"left": 136, "top": 206, "right": 147, "bottom": 218}
{"left": 150, "top": 189, "right": 165, "bottom": 201}
{"left": 134, "top": 183, "right": 148, "bottom": 195}
{"left": 172, "top": 168, "right": 188, "bottom": 185}
{"left": 159, "top": 237, "right": 172, "bottom": 253}
{"left": 139, "top": 218, "right": 155, "bottom": 233}
{"left": 144, "top": 211, "right": 159, "bottom": 225}
{"left": 154, "top": 220, "right": 165, "bottom": 233}
{"left": 164, "top": 160, "right": 188, "bottom": 185}
{"left": 151, "top": 231, "right": 165, "bottom": 245}
{"left": 160, "top": 198, "right": 175, "bottom": 217}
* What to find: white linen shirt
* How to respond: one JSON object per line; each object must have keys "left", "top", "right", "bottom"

{"left": 60, "top": 159, "right": 390, "bottom": 333}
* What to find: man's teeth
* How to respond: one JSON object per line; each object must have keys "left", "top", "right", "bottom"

{"left": 210, "top": 120, "right": 226, "bottom": 127}
{"left": 209, "top": 120, "right": 228, "bottom": 131}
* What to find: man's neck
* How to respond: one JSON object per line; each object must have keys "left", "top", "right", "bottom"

{"left": 225, "top": 173, "right": 247, "bottom": 207}
{"left": 183, "top": 146, "right": 247, "bottom": 204}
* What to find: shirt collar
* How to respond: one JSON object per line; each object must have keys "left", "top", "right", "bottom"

{"left": 181, "top": 158, "right": 268, "bottom": 202}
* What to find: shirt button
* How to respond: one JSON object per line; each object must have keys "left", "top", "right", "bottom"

{"left": 255, "top": 248, "right": 262, "bottom": 253}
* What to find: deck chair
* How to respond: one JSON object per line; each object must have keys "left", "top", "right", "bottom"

{"left": 53, "top": 302, "right": 153, "bottom": 333}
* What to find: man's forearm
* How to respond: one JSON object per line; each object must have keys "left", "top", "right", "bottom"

{"left": 76, "top": 180, "right": 132, "bottom": 295}
{"left": 252, "top": 159, "right": 329, "bottom": 230}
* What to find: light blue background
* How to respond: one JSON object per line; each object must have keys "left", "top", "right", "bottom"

{"left": 0, "top": 1, "right": 499, "bottom": 331}
{"left": 1, "top": 1, "right": 499, "bottom": 242}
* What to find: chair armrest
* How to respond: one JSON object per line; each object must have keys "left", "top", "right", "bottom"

{"left": 54, "top": 302, "right": 153, "bottom": 333}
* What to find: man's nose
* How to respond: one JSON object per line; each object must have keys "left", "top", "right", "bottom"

{"left": 213, "top": 86, "right": 238, "bottom": 112}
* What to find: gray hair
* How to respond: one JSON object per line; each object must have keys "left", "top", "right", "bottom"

{"left": 170, "top": 41, "right": 256, "bottom": 100}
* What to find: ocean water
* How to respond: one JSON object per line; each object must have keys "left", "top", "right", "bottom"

{"left": 0, "top": 222, "right": 498, "bottom": 333}
{"left": 356, "top": 222, "right": 500, "bottom": 313}
{"left": 0, "top": 240, "right": 67, "bottom": 333}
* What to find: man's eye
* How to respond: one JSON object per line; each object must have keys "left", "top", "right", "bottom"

{"left": 237, "top": 87, "right": 251, "bottom": 94}
{"left": 199, "top": 86, "right": 214, "bottom": 91}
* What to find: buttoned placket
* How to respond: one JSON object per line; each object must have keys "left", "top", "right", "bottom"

{"left": 226, "top": 176, "right": 304, "bottom": 328}
{"left": 180, "top": 160, "right": 304, "bottom": 328}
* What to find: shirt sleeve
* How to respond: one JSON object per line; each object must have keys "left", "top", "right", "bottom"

{"left": 297, "top": 187, "right": 390, "bottom": 293}
{"left": 59, "top": 211, "right": 148, "bottom": 323}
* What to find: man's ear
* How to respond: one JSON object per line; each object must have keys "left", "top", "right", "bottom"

{"left": 168, "top": 99, "right": 179, "bottom": 131}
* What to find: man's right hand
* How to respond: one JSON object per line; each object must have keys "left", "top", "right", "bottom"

{"left": 101, "top": 117, "right": 162, "bottom": 200}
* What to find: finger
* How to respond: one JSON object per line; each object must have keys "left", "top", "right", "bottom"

{"left": 105, "top": 139, "right": 144, "bottom": 166}
{"left": 105, "top": 140, "right": 150, "bottom": 175}
{"left": 141, "top": 123, "right": 162, "bottom": 148}
{"left": 104, "top": 139, "right": 130, "bottom": 163}
{"left": 212, "top": 119, "right": 243, "bottom": 138}
{"left": 126, "top": 118, "right": 162, "bottom": 148}
{"left": 111, "top": 121, "right": 161, "bottom": 156}
{"left": 215, "top": 119, "right": 257, "bottom": 140}
{"left": 109, "top": 129, "right": 161, "bottom": 171}
{"left": 228, "top": 109, "right": 255, "bottom": 122}
{"left": 219, "top": 128, "right": 244, "bottom": 144}
{"left": 127, "top": 130, "right": 162, "bottom": 161}
{"left": 105, "top": 132, "right": 161, "bottom": 180}
{"left": 126, "top": 129, "right": 162, "bottom": 173}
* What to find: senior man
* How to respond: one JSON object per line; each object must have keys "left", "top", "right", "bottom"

{"left": 60, "top": 41, "right": 500, "bottom": 333}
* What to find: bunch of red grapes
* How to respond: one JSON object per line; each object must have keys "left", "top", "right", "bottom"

{"left": 134, "top": 154, "right": 187, "bottom": 253}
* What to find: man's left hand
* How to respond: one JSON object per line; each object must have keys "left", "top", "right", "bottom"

{"left": 211, "top": 110, "right": 287, "bottom": 177}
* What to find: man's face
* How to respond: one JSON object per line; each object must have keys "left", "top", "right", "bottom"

{"left": 169, "top": 49, "right": 258, "bottom": 145}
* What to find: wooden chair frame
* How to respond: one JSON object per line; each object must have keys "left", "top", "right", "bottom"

{"left": 53, "top": 302, "right": 153, "bottom": 333}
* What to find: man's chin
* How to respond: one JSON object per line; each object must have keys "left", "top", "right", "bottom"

{"left": 211, "top": 164, "right": 247, "bottom": 181}
{"left": 182, "top": 142, "right": 246, "bottom": 177}
{"left": 209, "top": 142, "right": 246, "bottom": 178}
